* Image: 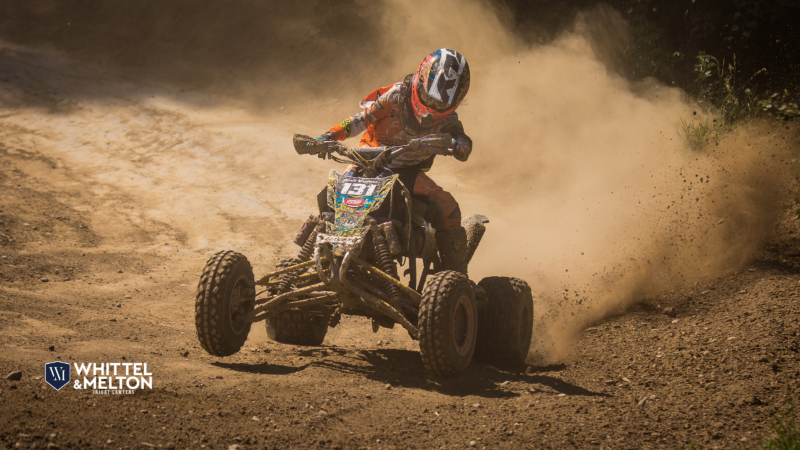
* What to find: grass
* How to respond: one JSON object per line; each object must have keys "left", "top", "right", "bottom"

{"left": 692, "top": 52, "right": 763, "bottom": 126}
{"left": 762, "top": 394, "right": 800, "bottom": 450}
{"left": 678, "top": 116, "right": 714, "bottom": 150}
{"left": 678, "top": 52, "right": 765, "bottom": 149}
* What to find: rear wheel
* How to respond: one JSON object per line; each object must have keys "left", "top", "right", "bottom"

{"left": 474, "top": 277, "right": 533, "bottom": 365}
{"left": 418, "top": 271, "right": 477, "bottom": 378}
{"left": 195, "top": 251, "right": 255, "bottom": 356}
{"left": 264, "top": 257, "right": 329, "bottom": 346}
{"left": 265, "top": 310, "right": 329, "bottom": 346}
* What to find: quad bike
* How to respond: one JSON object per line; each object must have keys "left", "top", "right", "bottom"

{"left": 194, "top": 133, "right": 534, "bottom": 378}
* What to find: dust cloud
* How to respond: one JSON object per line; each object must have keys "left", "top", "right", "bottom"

{"left": 328, "top": 0, "right": 795, "bottom": 364}
{"left": 431, "top": 11, "right": 794, "bottom": 363}
{"left": 309, "top": 2, "right": 792, "bottom": 364}
{"left": 2, "top": 0, "right": 794, "bottom": 363}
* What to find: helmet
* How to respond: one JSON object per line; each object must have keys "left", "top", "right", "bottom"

{"left": 410, "top": 48, "right": 470, "bottom": 127}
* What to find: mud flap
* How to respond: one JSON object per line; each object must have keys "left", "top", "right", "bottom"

{"left": 317, "top": 187, "right": 330, "bottom": 214}
{"left": 461, "top": 214, "right": 489, "bottom": 265}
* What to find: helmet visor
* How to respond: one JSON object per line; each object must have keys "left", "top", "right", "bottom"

{"left": 418, "top": 80, "right": 452, "bottom": 112}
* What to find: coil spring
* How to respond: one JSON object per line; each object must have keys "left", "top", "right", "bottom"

{"left": 372, "top": 227, "right": 404, "bottom": 307}
{"left": 276, "top": 227, "right": 319, "bottom": 293}
{"left": 297, "top": 228, "right": 318, "bottom": 261}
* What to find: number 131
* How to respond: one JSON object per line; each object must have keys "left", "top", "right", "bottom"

{"left": 341, "top": 183, "right": 376, "bottom": 196}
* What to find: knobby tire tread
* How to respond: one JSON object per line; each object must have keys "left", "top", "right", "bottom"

{"left": 474, "top": 277, "right": 534, "bottom": 364}
{"left": 419, "top": 270, "right": 476, "bottom": 379}
{"left": 265, "top": 257, "right": 328, "bottom": 346}
{"left": 195, "top": 250, "right": 253, "bottom": 356}
{"left": 265, "top": 310, "right": 328, "bottom": 346}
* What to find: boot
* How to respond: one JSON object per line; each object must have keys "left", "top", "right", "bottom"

{"left": 436, "top": 227, "right": 469, "bottom": 275}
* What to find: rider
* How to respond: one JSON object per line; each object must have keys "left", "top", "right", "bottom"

{"left": 316, "top": 48, "right": 472, "bottom": 275}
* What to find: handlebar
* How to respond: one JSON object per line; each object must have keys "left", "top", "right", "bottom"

{"left": 293, "top": 133, "right": 454, "bottom": 162}
{"left": 293, "top": 133, "right": 454, "bottom": 177}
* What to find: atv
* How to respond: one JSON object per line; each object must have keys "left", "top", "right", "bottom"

{"left": 194, "top": 133, "right": 534, "bottom": 378}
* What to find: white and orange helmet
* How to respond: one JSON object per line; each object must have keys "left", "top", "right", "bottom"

{"left": 410, "top": 48, "right": 470, "bottom": 127}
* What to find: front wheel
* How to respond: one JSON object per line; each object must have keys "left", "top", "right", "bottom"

{"left": 195, "top": 250, "right": 255, "bottom": 356}
{"left": 418, "top": 271, "right": 477, "bottom": 378}
{"left": 474, "top": 277, "right": 534, "bottom": 365}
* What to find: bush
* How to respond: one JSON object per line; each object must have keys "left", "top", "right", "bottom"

{"left": 693, "top": 52, "right": 763, "bottom": 127}
{"left": 761, "top": 91, "right": 800, "bottom": 121}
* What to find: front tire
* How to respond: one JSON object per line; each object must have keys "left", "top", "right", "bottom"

{"left": 474, "top": 277, "right": 534, "bottom": 365}
{"left": 195, "top": 250, "right": 255, "bottom": 356}
{"left": 418, "top": 271, "right": 477, "bottom": 378}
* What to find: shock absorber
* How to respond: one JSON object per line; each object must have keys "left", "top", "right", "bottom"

{"left": 297, "top": 226, "right": 319, "bottom": 262}
{"left": 372, "top": 225, "right": 405, "bottom": 308}
{"left": 276, "top": 218, "right": 321, "bottom": 293}
{"left": 294, "top": 215, "right": 318, "bottom": 247}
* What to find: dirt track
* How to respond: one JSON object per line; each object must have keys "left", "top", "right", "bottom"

{"left": 1, "top": 42, "right": 800, "bottom": 450}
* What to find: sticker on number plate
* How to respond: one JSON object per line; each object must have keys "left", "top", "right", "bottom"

{"left": 325, "top": 171, "right": 397, "bottom": 232}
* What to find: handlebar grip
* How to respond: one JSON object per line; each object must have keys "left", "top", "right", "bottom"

{"left": 293, "top": 134, "right": 328, "bottom": 155}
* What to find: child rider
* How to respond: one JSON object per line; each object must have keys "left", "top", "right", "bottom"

{"left": 316, "top": 48, "right": 473, "bottom": 274}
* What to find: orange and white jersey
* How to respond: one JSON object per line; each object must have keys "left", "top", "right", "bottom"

{"left": 327, "top": 76, "right": 472, "bottom": 170}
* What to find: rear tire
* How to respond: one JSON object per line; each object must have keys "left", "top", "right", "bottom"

{"left": 418, "top": 271, "right": 477, "bottom": 379}
{"left": 474, "top": 277, "right": 533, "bottom": 364}
{"left": 195, "top": 250, "right": 255, "bottom": 356}
{"left": 265, "top": 310, "right": 329, "bottom": 346}
{"left": 264, "top": 256, "right": 329, "bottom": 346}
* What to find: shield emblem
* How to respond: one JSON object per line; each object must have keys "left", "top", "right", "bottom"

{"left": 44, "top": 361, "right": 71, "bottom": 391}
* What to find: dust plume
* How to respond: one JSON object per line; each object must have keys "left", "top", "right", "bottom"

{"left": 314, "top": 0, "right": 795, "bottom": 364}
{"left": 434, "top": 13, "right": 795, "bottom": 364}
{"left": 304, "top": 1, "right": 795, "bottom": 363}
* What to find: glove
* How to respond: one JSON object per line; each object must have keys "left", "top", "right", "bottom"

{"left": 315, "top": 133, "right": 334, "bottom": 159}
{"left": 450, "top": 138, "right": 472, "bottom": 161}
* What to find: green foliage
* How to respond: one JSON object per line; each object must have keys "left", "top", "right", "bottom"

{"left": 678, "top": 116, "right": 714, "bottom": 150}
{"left": 691, "top": 52, "right": 763, "bottom": 129}
{"left": 679, "top": 51, "right": 764, "bottom": 149}
{"left": 762, "top": 394, "right": 800, "bottom": 450}
{"left": 761, "top": 91, "right": 800, "bottom": 121}
{"left": 679, "top": 50, "right": 796, "bottom": 149}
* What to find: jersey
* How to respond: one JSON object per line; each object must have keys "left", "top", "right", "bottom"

{"left": 326, "top": 75, "right": 472, "bottom": 170}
